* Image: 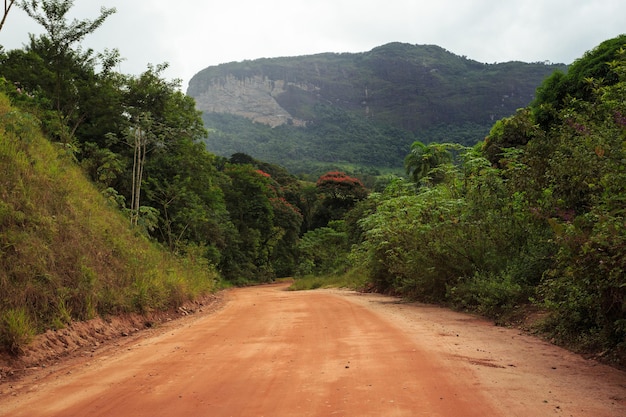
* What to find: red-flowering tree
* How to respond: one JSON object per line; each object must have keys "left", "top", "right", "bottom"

{"left": 316, "top": 171, "right": 368, "bottom": 200}
{"left": 313, "top": 171, "right": 368, "bottom": 228}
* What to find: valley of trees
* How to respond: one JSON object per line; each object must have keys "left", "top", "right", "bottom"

{"left": 0, "top": 1, "right": 624, "bottom": 365}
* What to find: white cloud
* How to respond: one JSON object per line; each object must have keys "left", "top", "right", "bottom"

{"left": 1, "top": 0, "right": 624, "bottom": 90}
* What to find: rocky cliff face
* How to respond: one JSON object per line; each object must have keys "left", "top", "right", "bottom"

{"left": 192, "top": 74, "right": 307, "bottom": 127}
{"left": 187, "top": 44, "right": 566, "bottom": 133}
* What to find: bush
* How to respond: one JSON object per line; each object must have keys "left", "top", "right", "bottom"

{"left": 288, "top": 266, "right": 369, "bottom": 291}
{"left": 289, "top": 276, "right": 325, "bottom": 291}
{"left": 448, "top": 270, "right": 525, "bottom": 319}
{"left": 0, "top": 308, "right": 36, "bottom": 355}
{"left": 538, "top": 215, "right": 626, "bottom": 351}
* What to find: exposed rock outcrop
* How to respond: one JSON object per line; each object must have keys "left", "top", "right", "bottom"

{"left": 193, "top": 74, "right": 307, "bottom": 127}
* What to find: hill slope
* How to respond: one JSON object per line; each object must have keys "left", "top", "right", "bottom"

{"left": 187, "top": 43, "right": 566, "bottom": 172}
{"left": 0, "top": 94, "right": 216, "bottom": 353}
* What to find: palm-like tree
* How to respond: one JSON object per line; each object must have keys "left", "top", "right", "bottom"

{"left": 404, "top": 141, "right": 453, "bottom": 183}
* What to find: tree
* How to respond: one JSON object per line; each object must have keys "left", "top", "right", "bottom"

{"left": 532, "top": 52, "right": 626, "bottom": 349}
{"left": 312, "top": 171, "right": 368, "bottom": 229}
{"left": 532, "top": 34, "right": 626, "bottom": 128}
{"left": 19, "top": 0, "right": 116, "bottom": 54}
{"left": 144, "top": 139, "right": 232, "bottom": 258}
{"left": 129, "top": 114, "right": 151, "bottom": 226}
{"left": 404, "top": 141, "right": 453, "bottom": 184}
{"left": 109, "top": 64, "right": 207, "bottom": 228}
{"left": 220, "top": 165, "right": 277, "bottom": 282}
{"left": 482, "top": 108, "right": 543, "bottom": 167}
{"left": 2, "top": 1, "right": 119, "bottom": 144}
{"left": 296, "top": 221, "right": 349, "bottom": 276}
{"left": 473, "top": 45, "right": 626, "bottom": 350}
{"left": 268, "top": 194, "right": 303, "bottom": 277}
{"left": 316, "top": 171, "right": 367, "bottom": 200}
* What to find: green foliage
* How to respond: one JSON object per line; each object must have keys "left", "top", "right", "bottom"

{"left": 528, "top": 53, "right": 626, "bottom": 351}
{"left": 312, "top": 171, "right": 368, "bottom": 229}
{"left": 268, "top": 194, "right": 303, "bottom": 276}
{"left": 0, "top": 308, "right": 36, "bottom": 355}
{"left": 289, "top": 265, "right": 370, "bottom": 291}
{"left": 219, "top": 162, "right": 303, "bottom": 282}
{"left": 19, "top": 1, "right": 116, "bottom": 53}
{"left": 532, "top": 34, "right": 626, "bottom": 128}
{"left": 296, "top": 221, "right": 349, "bottom": 276}
{"left": 358, "top": 184, "right": 466, "bottom": 299}
{"left": 356, "top": 144, "right": 554, "bottom": 308}
{"left": 2, "top": 2, "right": 120, "bottom": 144}
{"left": 288, "top": 276, "right": 326, "bottom": 291}
{"left": 448, "top": 270, "right": 524, "bottom": 320}
{"left": 220, "top": 164, "right": 275, "bottom": 281}
{"left": 482, "top": 108, "right": 544, "bottom": 166}
{"left": 404, "top": 141, "right": 458, "bottom": 184}
{"left": 0, "top": 95, "right": 218, "bottom": 353}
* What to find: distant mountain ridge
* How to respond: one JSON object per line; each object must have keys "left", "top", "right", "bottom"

{"left": 186, "top": 43, "right": 566, "bottom": 173}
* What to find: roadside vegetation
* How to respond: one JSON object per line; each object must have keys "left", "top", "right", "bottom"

{"left": 0, "top": 92, "right": 217, "bottom": 354}
{"left": 287, "top": 272, "right": 368, "bottom": 292}
{"left": 0, "top": 2, "right": 624, "bottom": 365}
{"left": 293, "top": 36, "right": 626, "bottom": 364}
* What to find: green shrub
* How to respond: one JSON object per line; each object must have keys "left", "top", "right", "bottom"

{"left": 448, "top": 270, "right": 525, "bottom": 319}
{"left": 132, "top": 274, "right": 167, "bottom": 313}
{"left": 289, "top": 265, "right": 370, "bottom": 291}
{"left": 0, "top": 308, "right": 36, "bottom": 355}
{"left": 288, "top": 276, "right": 325, "bottom": 291}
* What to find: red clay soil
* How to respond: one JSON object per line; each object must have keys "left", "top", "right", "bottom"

{"left": 1, "top": 283, "right": 625, "bottom": 417}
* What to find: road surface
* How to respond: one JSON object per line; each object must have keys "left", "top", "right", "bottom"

{"left": 1, "top": 283, "right": 625, "bottom": 416}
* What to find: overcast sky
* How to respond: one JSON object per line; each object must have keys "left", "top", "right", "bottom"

{"left": 1, "top": 0, "right": 625, "bottom": 91}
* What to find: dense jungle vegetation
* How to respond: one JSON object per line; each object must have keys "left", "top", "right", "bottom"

{"left": 331, "top": 34, "right": 626, "bottom": 362}
{"left": 0, "top": 1, "right": 624, "bottom": 363}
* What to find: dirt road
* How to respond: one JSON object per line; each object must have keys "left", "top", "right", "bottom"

{"left": 1, "top": 283, "right": 625, "bottom": 416}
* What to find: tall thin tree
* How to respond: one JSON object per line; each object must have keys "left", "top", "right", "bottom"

{"left": 129, "top": 114, "right": 152, "bottom": 227}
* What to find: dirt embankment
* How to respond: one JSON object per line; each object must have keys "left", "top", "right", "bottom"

{"left": 0, "top": 293, "right": 225, "bottom": 381}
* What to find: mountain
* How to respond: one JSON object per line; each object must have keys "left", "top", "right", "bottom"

{"left": 187, "top": 42, "right": 566, "bottom": 174}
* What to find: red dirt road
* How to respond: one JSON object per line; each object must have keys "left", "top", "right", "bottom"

{"left": 1, "top": 283, "right": 625, "bottom": 416}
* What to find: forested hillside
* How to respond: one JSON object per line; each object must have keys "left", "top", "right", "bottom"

{"left": 187, "top": 43, "right": 566, "bottom": 174}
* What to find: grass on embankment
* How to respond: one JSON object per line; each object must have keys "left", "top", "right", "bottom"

{"left": 287, "top": 267, "right": 370, "bottom": 291}
{"left": 0, "top": 94, "right": 218, "bottom": 354}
